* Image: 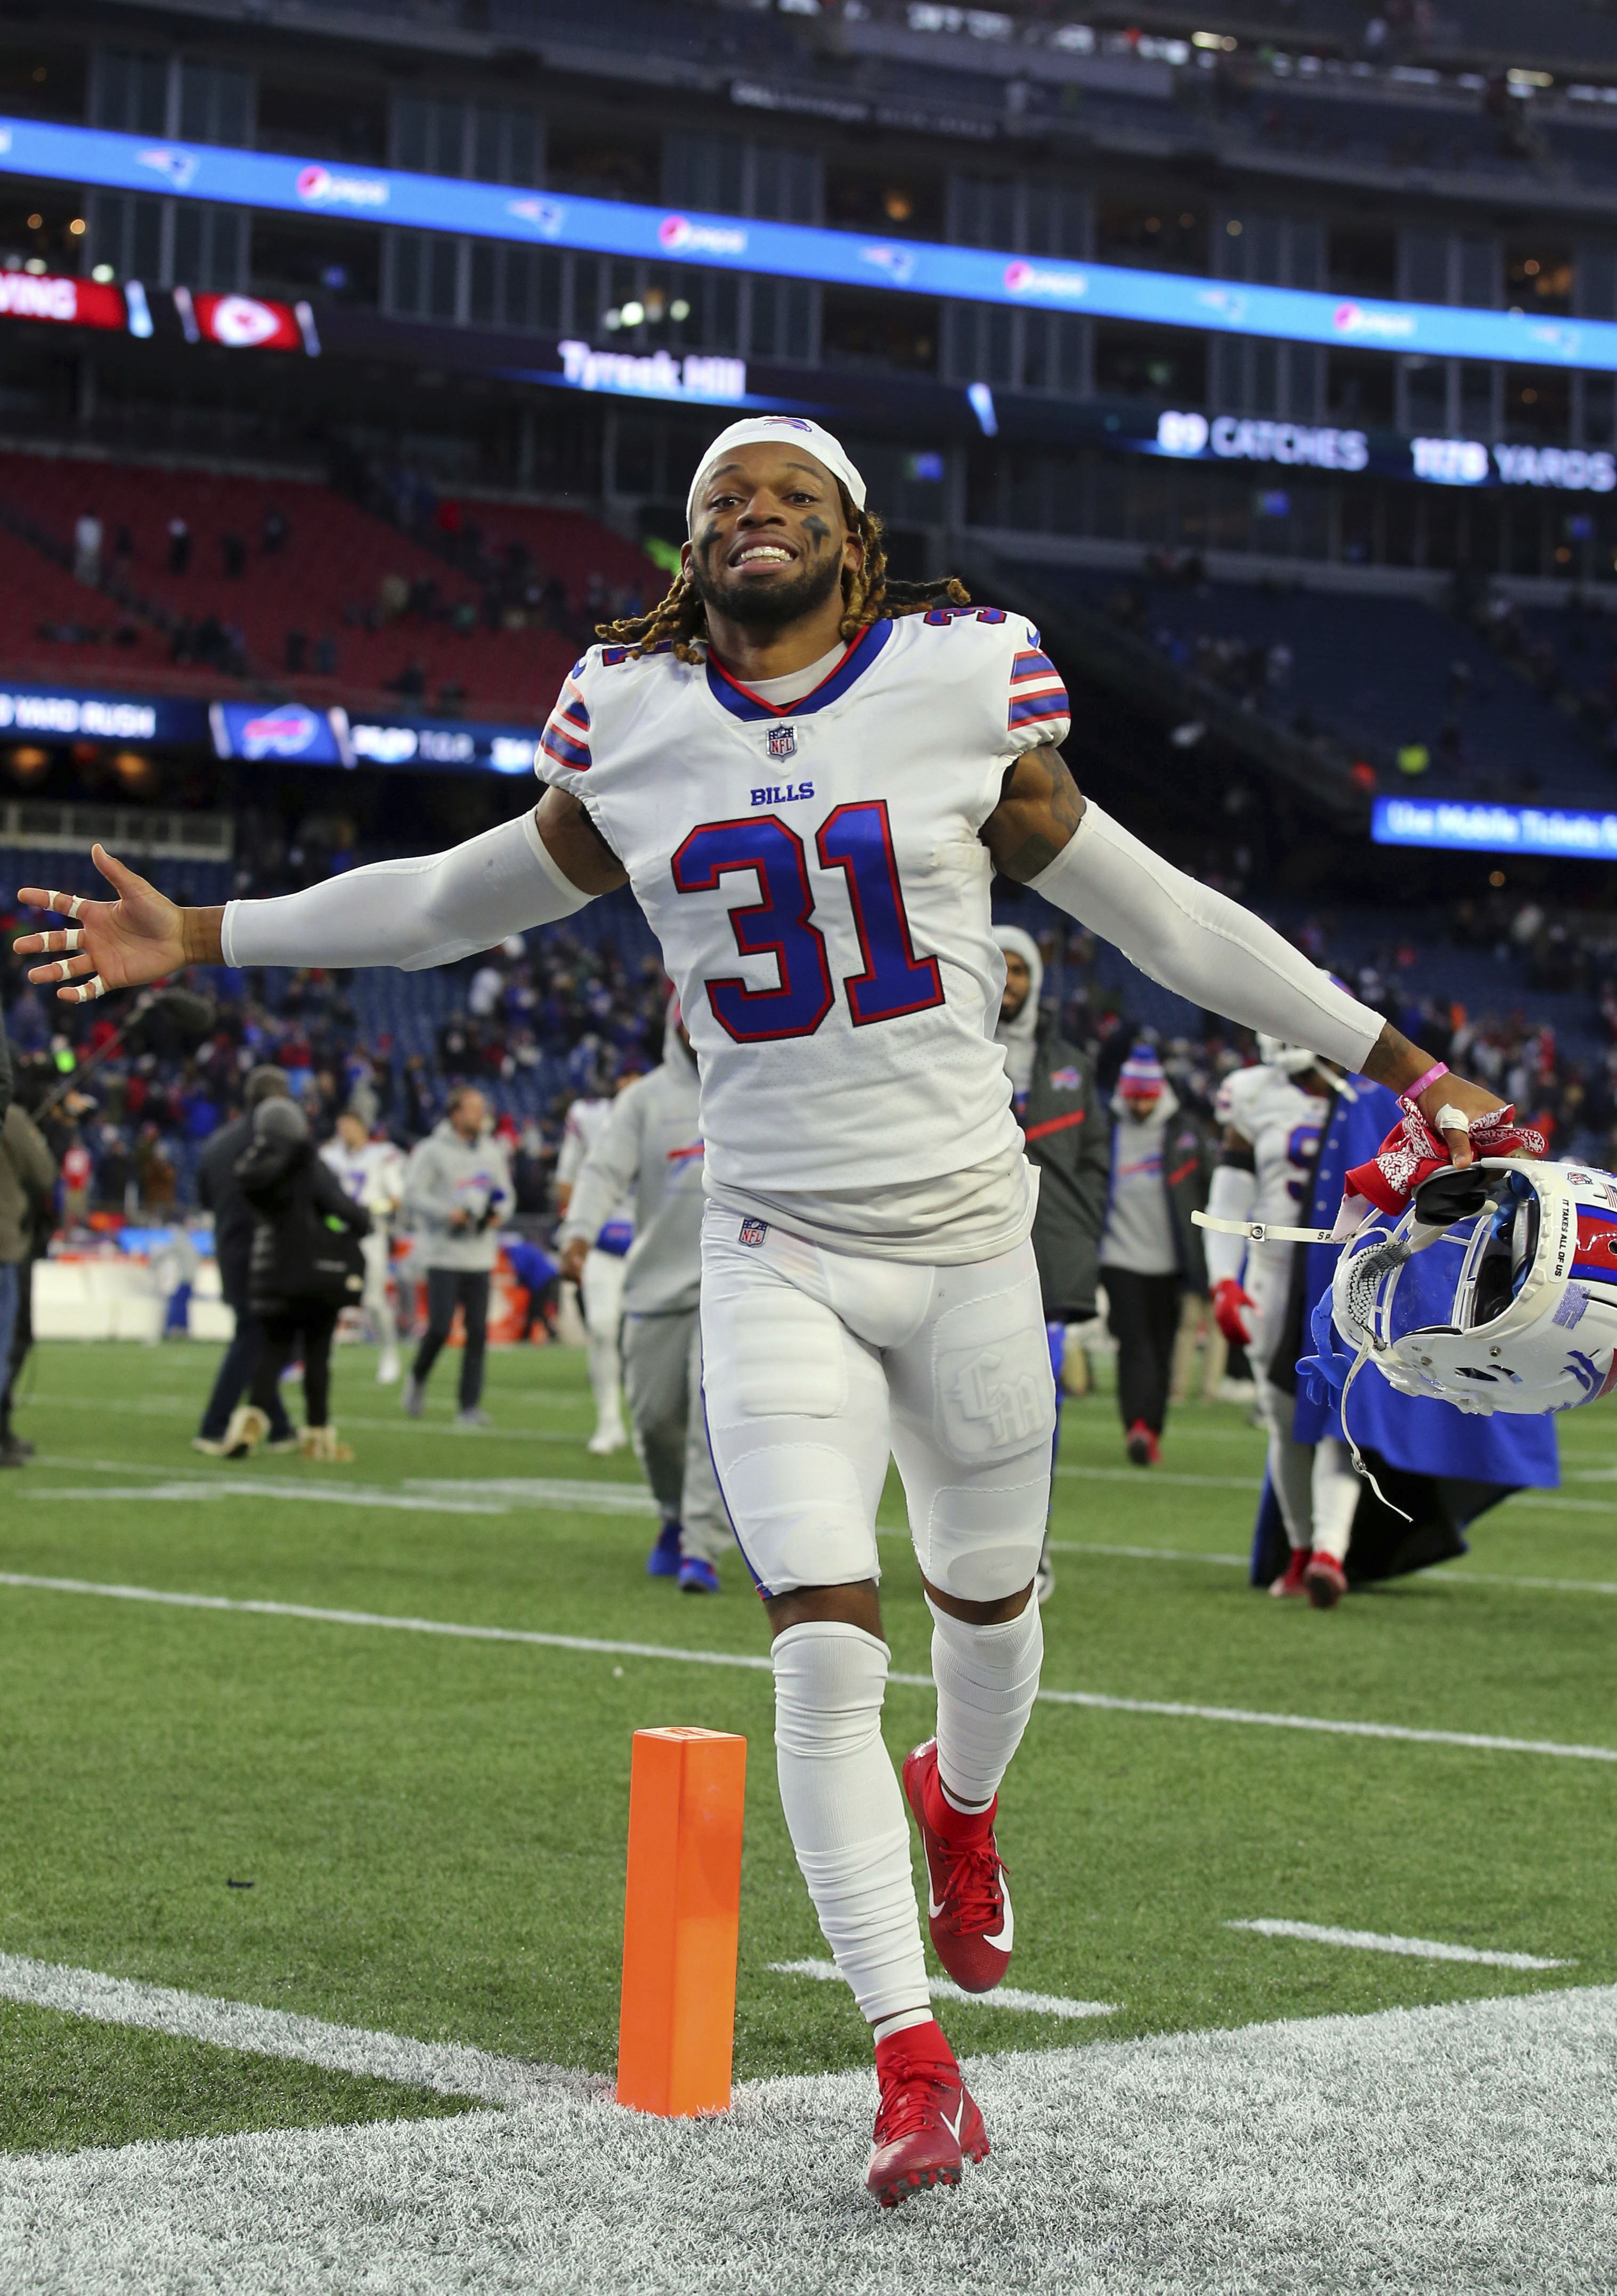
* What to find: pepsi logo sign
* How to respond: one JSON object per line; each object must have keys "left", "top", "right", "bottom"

{"left": 658, "top": 214, "right": 747, "bottom": 256}
{"left": 296, "top": 166, "right": 388, "bottom": 209}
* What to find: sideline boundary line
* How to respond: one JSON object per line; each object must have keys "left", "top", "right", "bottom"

{"left": 0, "top": 1951, "right": 582, "bottom": 2106}
{"left": 768, "top": 1959, "right": 1120, "bottom": 2020}
{"left": 3, "top": 1569, "right": 1615, "bottom": 1764}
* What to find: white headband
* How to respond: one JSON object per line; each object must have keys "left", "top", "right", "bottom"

{"left": 686, "top": 417, "right": 866, "bottom": 526}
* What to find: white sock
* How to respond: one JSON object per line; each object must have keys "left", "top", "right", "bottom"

{"left": 1311, "top": 1437, "right": 1360, "bottom": 1563}
{"left": 927, "top": 1598, "right": 1044, "bottom": 1814}
{"left": 772, "top": 1622, "right": 930, "bottom": 2028}
{"left": 586, "top": 1330, "right": 623, "bottom": 1431}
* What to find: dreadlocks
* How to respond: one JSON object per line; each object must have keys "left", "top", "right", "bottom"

{"left": 594, "top": 487, "right": 970, "bottom": 661}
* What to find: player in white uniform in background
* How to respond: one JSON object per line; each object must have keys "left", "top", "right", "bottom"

{"left": 558, "top": 1003, "right": 727, "bottom": 1591}
{"left": 1203, "top": 1039, "right": 1361, "bottom": 1605}
{"left": 556, "top": 1085, "right": 632, "bottom": 1455}
{"left": 320, "top": 1107, "right": 407, "bottom": 1383}
{"left": 20, "top": 417, "right": 1509, "bottom": 2210}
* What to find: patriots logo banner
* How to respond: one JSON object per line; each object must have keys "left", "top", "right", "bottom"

{"left": 767, "top": 724, "right": 797, "bottom": 760}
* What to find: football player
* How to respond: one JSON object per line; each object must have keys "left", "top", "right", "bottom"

{"left": 15, "top": 416, "right": 1514, "bottom": 2210}
{"left": 558, "top": 1001, "right": 725, "bottom": 1591}
{"left": 1202, "top": 1037, "right": 1360, "bottom": 1605}
{"left": 556, "top": 1076, "right": 633, "bottom": 1455}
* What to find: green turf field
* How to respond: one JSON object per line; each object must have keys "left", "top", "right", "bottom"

{"left": 2, "top": 1337, "right": 1613, "bottom": 2157}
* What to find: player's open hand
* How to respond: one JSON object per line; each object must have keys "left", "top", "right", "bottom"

{"left": 14, "top": 844, "right": 189, "bottom": 1003}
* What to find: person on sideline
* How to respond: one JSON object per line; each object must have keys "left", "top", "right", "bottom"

{"left": 194, "top": 1066, "right": 299, "bottom": 1456}
{"left": 0, "top": 1029, "right": 55, "bottom": 1468}
{"left": 320, "top": 1105, "right": 407, "bottom": 1383}
{"left": 231, "top": 1096, "right": 370, "bottom": 1461}
{"left": 401, "top": 1085, "right": 512, "bottom": 1427}
{"left": 16, "top": 414, "right": 1516, "bottom": 2208}
{"left": 992, "top": 925, "right": 1107, "bottom": 1600}
{"left": 559, "top": 1004, "right": 728, "bottom": 1592}
{"left": 1098, "top": 1044, "right": 1215, "bottom": 1465}
{"left": 555, "top": 1078, "right": 632, "bottom": 1454}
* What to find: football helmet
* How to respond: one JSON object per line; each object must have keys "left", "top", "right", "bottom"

{"left": 1256, "top": 1033, "right": 1328, "bottom": 1077}
{"left": 1328, "top": 1158, "right": 1617, "bottom": 1418}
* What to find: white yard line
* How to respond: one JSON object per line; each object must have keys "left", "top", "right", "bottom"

{"left": 31, "top": 1481, "right": 514, "bottom": 1516}
{"left": 1226, "top": 1920, "right": 1573, "bottom": 1971}
{"left": 0, "top": 1953, "right": 577, "bottom": 2106}
{"left": 767, "top": 1959, "right": 1120, "bottom": 2021}
{"left": 3, "top": 1569, "right": 1615, "bottom": 1764}
{"left": 404, "top": 1476, "right": 657, "bottom": 1514}
{"left": 1047, "top": 1540, "right": 1617, "bottom": 1597}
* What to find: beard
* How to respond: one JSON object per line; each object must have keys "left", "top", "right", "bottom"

{"left": 690, "top": 543, "right": 844, "bottom": 632}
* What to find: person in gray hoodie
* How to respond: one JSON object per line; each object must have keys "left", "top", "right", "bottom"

{"left": 558, "top": 1007, "right": 728, "bottom": 1592}
{"left": 1098, "top": 1041, "right": 1213, "bottom": 1467}
{"left": 401, "top": 1085, "right": 514, "bottom": 1426}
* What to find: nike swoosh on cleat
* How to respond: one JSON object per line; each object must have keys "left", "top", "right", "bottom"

{"left": 981, "top": 1885, "right": 1014, "bottom": 1955}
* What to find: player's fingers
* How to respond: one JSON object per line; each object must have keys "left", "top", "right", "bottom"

{"left": 59, "top": 974, "right": 106, "bottom": 1005}
{"left": 31, "top": 929, "right": 84, "bottom": 956}
{"left": 26, "top": 948, "right": 97, "bottom": 986}
{"left": 18, "top": 887, "right": 89, "bottom": 922}
{"left": 1435, "top": 1103, "right": 1474, "bottom": 1169}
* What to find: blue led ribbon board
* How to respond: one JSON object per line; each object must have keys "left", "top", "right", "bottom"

{"left": 4, "top": 113, "right": 1617, "bottom": 370}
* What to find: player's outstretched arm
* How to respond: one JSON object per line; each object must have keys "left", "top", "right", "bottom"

{"left": 982, "top": 746, "right": 1510, "bottom": 1168}
{"left": 15, "top": 791, "right": 625, "bottom": 1003}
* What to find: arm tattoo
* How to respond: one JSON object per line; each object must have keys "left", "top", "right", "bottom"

{"left": 1359, "top": 1023, "right": 1418, "bottom": 1092}
{"left": 983, "top": 744, "right": 1087, "bottom": 882}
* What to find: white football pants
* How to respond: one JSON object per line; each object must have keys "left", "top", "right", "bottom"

{"left": 579, "top": 1247, "right": 626, "bottom": 1443}
{"left": 702, "top": 1205, "right": 1052, "bottom": 2029}
{"left": 360, "top": 1228, "right": 397, "bottom": 1355}
{"left": 700, "top": 1207, "right": 1055, "bottom": 1602}
{"left": 620, "top": 1307, "right": 728, "bottom": 1566}
{"left": 1247, "top": 1255, "right": 1359, "bottom": 1565}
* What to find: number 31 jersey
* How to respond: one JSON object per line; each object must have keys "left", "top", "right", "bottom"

{"left": 536, "top": 610, "right": 1070, "bottom": 1198}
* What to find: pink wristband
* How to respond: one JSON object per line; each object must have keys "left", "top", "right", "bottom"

{"left": 1402, "top": 1061, "right": 1450, "bottom": 1102}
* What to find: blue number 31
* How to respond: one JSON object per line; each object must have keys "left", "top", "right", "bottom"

{"left": 671, "top": 802, "right": 945, "bottom": 1044}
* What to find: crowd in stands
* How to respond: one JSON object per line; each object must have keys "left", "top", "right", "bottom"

{"left": 1097, "top": 560, "right": 1617, "bottom": 805}
{"left": 0, "top": 447, "right": 652, "bottom": 721}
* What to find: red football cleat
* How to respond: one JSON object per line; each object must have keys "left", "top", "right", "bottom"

{"left": 903, "top": 1739, "right": 1013, "bottom": 1994}
{"left": 1270, "top": 1546, "right": 1313, "bottom": 1599}
{"left": 866, "top": 2023, "right": 989, "bottom": 2210}
{"left": 1125, "top": 1419, "right": 1160, "bottom": 1467}
{"left": 1304, "top": 1552, "right": 1349, "bottom": 1609}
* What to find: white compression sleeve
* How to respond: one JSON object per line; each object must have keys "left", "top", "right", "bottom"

{"left": 221, "top": 810, "right": 592, "bottom": 971}
{"left": 1030, "top": 802, "right": 1384, "bottom": 1074}
{"left": 1202, "top": 1163, "right": 1257, "bottom": 1290}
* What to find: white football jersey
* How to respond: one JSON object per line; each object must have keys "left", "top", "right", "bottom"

{"left": 558, "top": 1095, "right": 633, "bottom": 1224}
{"left": 320, "top": 1137, "right": 405, "bottom": 1217}
{"left": 1214, "top": 1063, "right": 1332, "bottom": 1290}
{"left": 536, "top": 610, "right": 1070, "bottom": 1195}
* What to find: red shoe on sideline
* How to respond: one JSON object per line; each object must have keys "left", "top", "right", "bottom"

{"left": 903, "top": 1739, "right": 1013, "bottom": 1994}
{"left": 1304, "top": 1553, "right": 1349, "bottom": 1609}
{"left": 1125, "top": 1420, "right": 1160, "bottom": 1467}
{"left": 866, "top": 2022, "right": 989, "bottom": 2210}
{"left": 1269, "top": 1547, "right": 1313, "bottom": 1599}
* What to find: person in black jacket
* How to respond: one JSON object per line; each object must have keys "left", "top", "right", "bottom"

{"left": 994, "top": 926, "right": 1109, "bottom": 1602}
{"left": 229, "top": 1097, "right": 370, "bottom": 1462}
{"left": 194, "top": 1066, "right": 300, "bottom": 1455}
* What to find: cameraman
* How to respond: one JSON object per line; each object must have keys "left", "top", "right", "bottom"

{"left": 401, "top": 1085, "right": 511, "bottom": 1427}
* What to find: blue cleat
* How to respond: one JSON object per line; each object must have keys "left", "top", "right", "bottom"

{"left": 678, "top": 1556, "right": 720, "bottom": 1595}
{"left": 647, "top": 1519, "right": 682, "bottom": 1578}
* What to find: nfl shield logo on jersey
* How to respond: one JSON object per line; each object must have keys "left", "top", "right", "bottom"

{"left": 767, "top": 724, "right": 797, "bottom": 761}
{"left": 739, "top": 1216, "right": 768, "bottom": 1247}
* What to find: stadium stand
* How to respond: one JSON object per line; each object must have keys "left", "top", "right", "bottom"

{"left": 0, "top": 453, "right": 650, "bottom": 721}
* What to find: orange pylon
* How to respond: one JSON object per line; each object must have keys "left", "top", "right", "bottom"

{"left": 616, "top": 1726, "right": 747, "bottom": 2116}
